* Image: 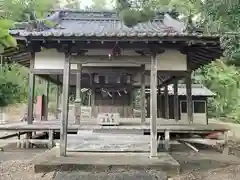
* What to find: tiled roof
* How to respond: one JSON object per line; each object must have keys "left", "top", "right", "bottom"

{"left": 9, "top": 10, "right": 218, "bottom": 38}
{"left": 146, "top": 84, "right": 215, "bottom": 96}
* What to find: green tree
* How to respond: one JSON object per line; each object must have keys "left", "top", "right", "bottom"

{"left": 194, "top": 60, "right": 240, "bottom": 119}
{"left": 91, "top": 0, "right": 107, "bottom": 10}
{"left": 2, "top": 0, "right": 58, "bottom": 21}
{"left": 64, "top": 0, "right": 80, "bottom": 9}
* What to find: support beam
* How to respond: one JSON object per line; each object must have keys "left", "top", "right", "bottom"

{"left": 164, "top": 84, "right": 169, "bottom": 119}
{"left": 60, "top": 53, "right": 71, "bottom": 157}
{"left": 27, "top": 53, "right": 35, "bottom": 124}
{"left": 173, "top": 80, "right": 179, "bottom": 121}
{"left": 186, "top": 73, "right": 193, "bottom": 123}
{"left": 75, "top": 63, "right": 82, "bottom": 125}
{"left": 150, "top": 54, "right": 158, "bottom": 158}
{"left": 140, "top": 64, "right": 146, "bottom": 124}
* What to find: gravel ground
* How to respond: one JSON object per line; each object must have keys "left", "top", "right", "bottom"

{"left": 172, "top": 165, "right": 240, "bottom": 180}
{"left": 2, "top": 139, "right": 240, "bottom": 180}
{"left": 0, "top": 160, "right": 55, "bottom": 180}
{"left": 1, "top": 162, "right": 240, "bottom": 180}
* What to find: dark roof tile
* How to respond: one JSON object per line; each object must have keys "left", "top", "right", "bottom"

{"left": 9, "top": 10, "right": 217, "bottom": 38}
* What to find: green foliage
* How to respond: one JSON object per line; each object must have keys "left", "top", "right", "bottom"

{"left": 0, "top": 20, "right": 17, "bottom": 53}
{"left": 91, "top": 0, "right": 108, "bottom": 10}
{"left": 194, "top": 60, "right": 240, "bottom": 122}
{"left": 64, "top": 0, "right": 80, "bottom": 9}
{"left": 0, "top": 64, "right": 27, "bottom": 107}
{"left": 0, "top": 0, "right": 58, "bottom": 108}
{"left": 2, "top": 0, "right": 57, "bottom": 21}
{"left": 116, "top": 0, "right": 155, "bottom": 27}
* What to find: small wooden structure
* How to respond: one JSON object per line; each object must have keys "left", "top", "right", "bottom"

{"left": 0, "top": 10, "right": 227, "bottom": 157}
{"left": 145, "top": 84, "right": 215, "bottom": 124}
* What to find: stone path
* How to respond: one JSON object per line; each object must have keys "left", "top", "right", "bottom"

{"left": 67, "top": 131, "right": 150, "bottom": 152}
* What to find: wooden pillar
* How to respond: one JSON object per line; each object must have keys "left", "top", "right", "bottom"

{"left": 56, "top": 84, "right": 60, "bottom": 119}
{"left": 164, "top": 84, "right": 169, "bottom": 119}
{"left": 164, "top": 130, "right": 170, "bottom": 151}
{"left": 91, "top": 74, "right": 95, "bottom": 118}
{"left": 55, "top": 76, "right": 60, "bottom": 119}
{"left": 140, "top": 64, "right": 146, "bottom": 123}
{"left": 75, "top": 64, "right": 82, "bottom": 125}
{"left": 43, "top": 80, "right": 50, "bottom": 121}
{"left": 174, "top": 79, "right": 179, "bottom": 121}
{"left": 27, "top": 53, "right": 35, "bottom": 124}
{"left": 48, "top": 130, "right": 54, "bottom": 149}
{"left": 206, "top": 99, "right": 208, "bottom": 125}
{"left": 159, "top": 91, "right": 163, "bottom": 118}
{"left": 60, "top": 53, "right": 71, "bottom": 157}
{"left": 150, "top": 54, "right": 158, "bottom": 158}
{"left": 186, "top": 73, "right": 193, "bottom": 123}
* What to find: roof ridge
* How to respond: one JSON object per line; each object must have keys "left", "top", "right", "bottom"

{"left": 47, "top": 9, "right": 179, "bottom": 21}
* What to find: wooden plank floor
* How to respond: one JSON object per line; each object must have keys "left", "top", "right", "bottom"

{"left": 0, "top": 118, "right": 230, "bottom": 133}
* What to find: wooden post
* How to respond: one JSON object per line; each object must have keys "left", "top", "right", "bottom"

{"left": 206, "top": 99, "right": 209, "bottom": 125}
{"left": 75, "top": 63, "right": 82, "bottom": 125}
{"left": 150, "top": 54, "right": 158, "bottom": 158}
{"left": 17, "top": 132, "right": 21, "bottom": 148}
{"left": 91, "top": 74, "right": 95, "bottom": 118}
{"left": 186, "top": 73, "right": 193, "bottom": 123}
{"left": 56, "top": 76, "right": 60, "bottom": 119}
{"left": 44, "top": 80, "right": 50, "bottom": 121}
{"left": 48, "top": 130, "right": 54, "bottom": 149}
{"left": 174, "top": 80, "right": 179, "bottom": 121}
{"left": 27, "top": 53, "right": 35, "bottom": 124}
{"left": 164, "top": 130, "right": 170, "bottom": 151}
{"left": 222, "top": 131, "right": 229, "bottom": 155}
{"left": 159, "top": 91, "right": 163, "bottom": 118}
{"left": 140, "top": 64, "right": 146, "bottom": 123}
{"left": 60, "top": 53, "right": 71, "bottom": 157}
{"left": 164, "top": 84, "right": 169, "bottom": 119}
{"left": 26, "top": 53, "right": 35, "bottom": 148}
{"left": 56, "top": 84, "right": 60, "bottom": 119}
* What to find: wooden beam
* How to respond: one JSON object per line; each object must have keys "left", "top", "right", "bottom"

{"left": 164, "top": 84, "right": 169, "bottom": 119}
{"left": 60, "top": 52, "right": 71, "bottom": 157}
{"left": 27, "top": 53, "right": 35, "bottom": 125}
{"left": 22, "top": 36, "right": 219, "bottom": 46}
{"left": 173, "top": 79, "right": 179, "bottom": 121}
{"left": 150, "top": 54, "right": 158, "bottom": 158}
{"left": 75, "top": 63, "right": 82, "bottom": 125}
{"left": 71, "top": 55, "right": 150, "bottom": 64}
{"left": 186, "top": 73, "right": 193, "bottom": 123}
{"left": 159, "top": 76, "right": 184, "bottom": 88}
{"left": 140, "top": 64, "right": 146, "bottom": 124}
{"left": 31, "top": 67, "right": 141, "bottom": 75}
